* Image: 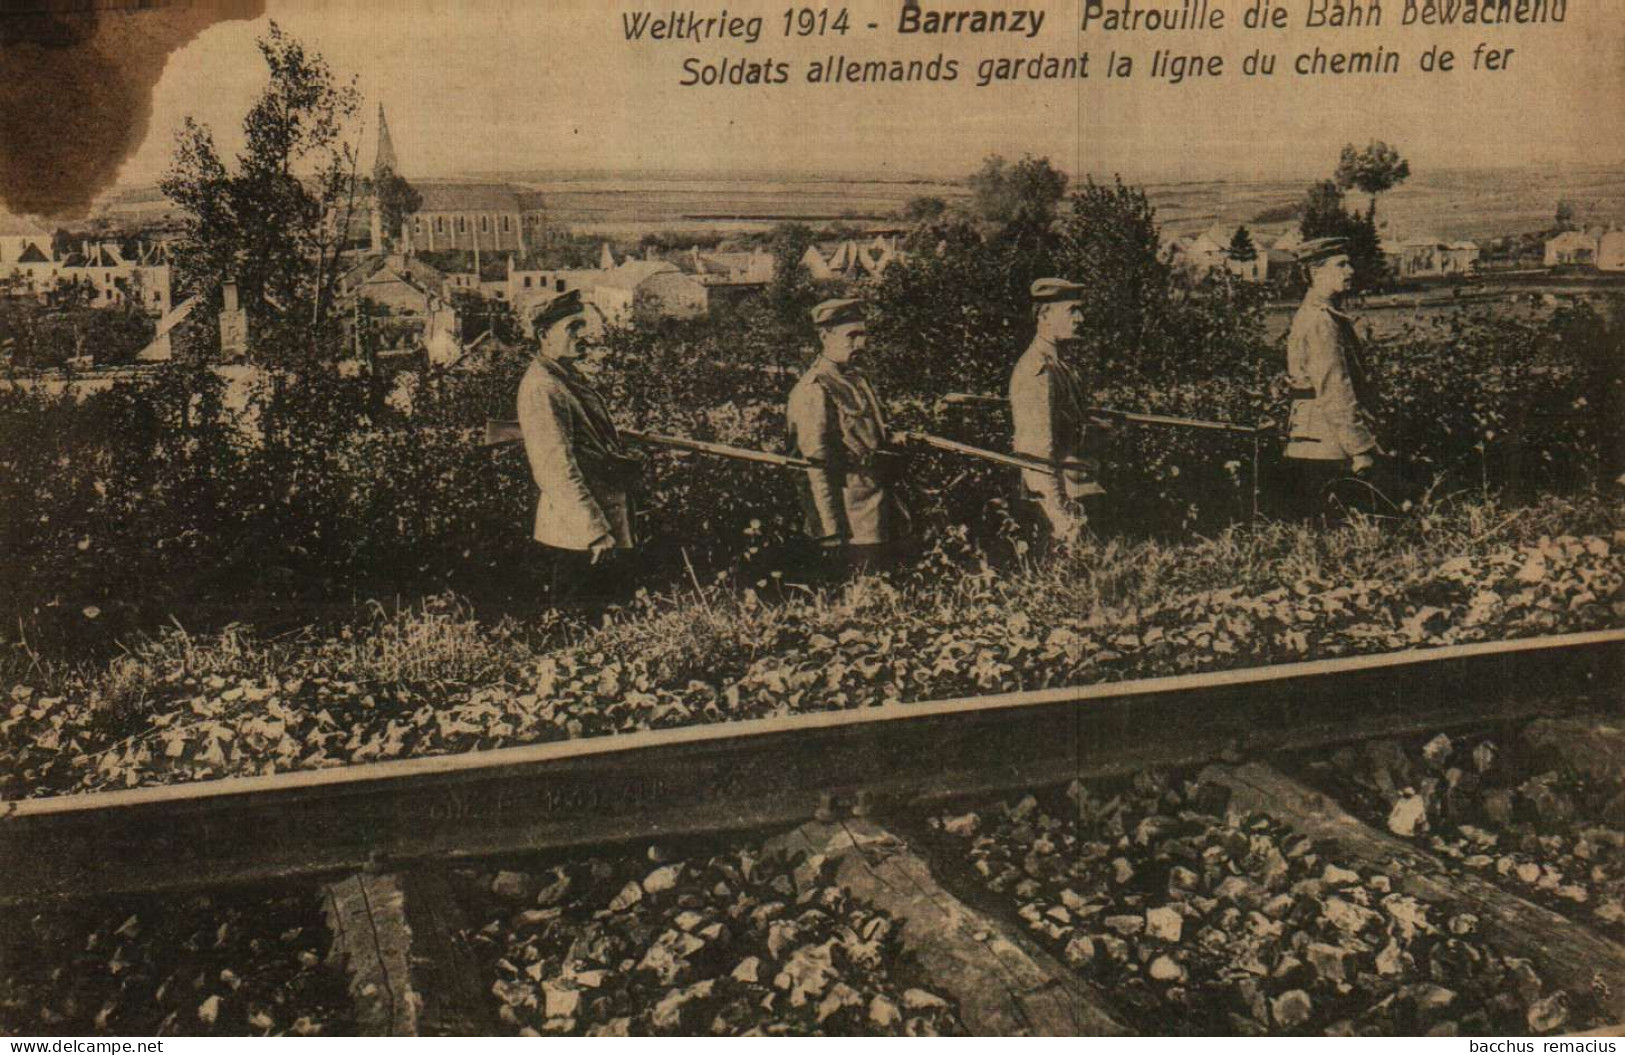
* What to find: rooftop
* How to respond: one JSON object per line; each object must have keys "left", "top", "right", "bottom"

{"left": 413, "top": 180, "right": 547, "bottom": 214}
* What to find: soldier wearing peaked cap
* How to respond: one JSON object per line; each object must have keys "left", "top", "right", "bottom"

{"left": 1281, "top": 237, "right": 1382, "bottom": 518}
{"left": 517, "top": 289, "right": 642, "bottom": 607}
{"left": 1009, "top": 277, "right": 1105, "bottom": 546}
{"left": 786, "top": 297, "right": 911, "bottom": 574}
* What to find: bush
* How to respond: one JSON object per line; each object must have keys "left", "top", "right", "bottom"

{"left": 4, "top": 178, "right": 1620, "bottom": 658}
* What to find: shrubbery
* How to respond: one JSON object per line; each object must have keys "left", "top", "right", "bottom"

{"left": 5, "top": 494, "right": 1620, "bottom": 798}
{"left": 2, "top": 180, "right": 1620, "bottom": 656}
{"left": 0, "top": 298, "right": 156, "bottom": 368}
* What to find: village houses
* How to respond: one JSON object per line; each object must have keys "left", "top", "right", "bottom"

{"left": 1382, "top": 235, "right": 1481, "bottom": 278}
{"left": 801, "top": 235, "right": 906, "bottom": 281}
{"left": 1544, "top": 227, "right": 1625, "bottom": 271}
{"left": 0, "top": 209, "right": 173, "bottom": 315}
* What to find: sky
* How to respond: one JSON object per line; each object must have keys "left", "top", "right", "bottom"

{"left": 110, "top": 0, "right": 1625, "bottom": 191}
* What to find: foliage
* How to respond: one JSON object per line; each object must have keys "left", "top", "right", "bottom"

{"left": 1334, "top": 140, "right": 1411, "bottom": 221}
{"left": 1227, "top": 226, "right": 1258, "bottom": 263}
{"left": 0, "top": 299, "right": 154, "bottom": 368}
{"left": 1251, "top": 200, "right": 1302, "bottom": 225}
{"left": 1370, "top": 302, "right": 1625, "bottom": 498}
{"left": 1300, "top": 180, "right": 1347, "bottom": 238}
{"left": 902, "top": 195, "right": 948, "bottom": 223}
{"left": 159, "top": 21, "right": 362, "bottom": 367}
{"left": 1554, "top": 200, "right": 1578, "bottom": 232}
{"left": 4, "top": 118, "right": 1620, "bottom": 678}
{"left": 369, "top": 168, "right": 422, "bottom": 249}
{"left": 637, "top": 229, "right": 729, "bottom": 255}
{"left": 448, "top": 288, "right": 522, "bottom": 345}
{"left": 967, "top": 154, "right": 1068, "bottom": 230}
{"left": 1053, "top": 178, "right": 1173, "bottom": 375}
{"left": 763, "top": 221, "right": 823, "bottom": 329}
{"left": 867, "top": 216, "right": 1039, "bottom": 398}
{"left": 1299, "top": 181, "right": 1386, "bottom": 291}
{"left": 5, "top": 495, "right": 1619, "bottom": 797}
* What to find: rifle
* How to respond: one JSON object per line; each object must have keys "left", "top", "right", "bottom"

{"left": 939, "top": 392, "right": 1267, "bottom": 436}
{"left": 897, "top": 430, "right": 1090, "bottom": 478}
{"left": 484, "top": 419, "right": 1078, "bottom": 477}
{"left": 482, "top": 419, "right": 816, "bottom": 470}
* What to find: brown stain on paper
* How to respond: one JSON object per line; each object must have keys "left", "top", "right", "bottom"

{"left": 0, "top": 0, "right": 265, "bottom": 220}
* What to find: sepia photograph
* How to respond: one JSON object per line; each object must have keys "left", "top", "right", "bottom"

{"left": 1, "top": 0, "right": 1623, "bottom": 1040}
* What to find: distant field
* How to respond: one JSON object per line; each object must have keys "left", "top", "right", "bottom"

{"left": 507, "top": 167, "right": 1625, "bottom": 242}
{"left": 509, "top": 175, "right": 966, "bottom": 237}
{"left": 93, "top": 166, "right": 1625, "bottom": 242}
{"left": 1147, "top": 167, "right": 1625, "bottom": 243}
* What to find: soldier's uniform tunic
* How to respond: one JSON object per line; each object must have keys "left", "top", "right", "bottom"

{"left": 1284, "top": 290, "right": 1377, "bottom": 463}
{"left": 787, "top": 356, "right": 908, "bottom": 551}
{"left": 518, "top": 354, "right": 638, "bottom": 602}
{"left": 1009, "top": 335, "right": 1104, "bottom": 536}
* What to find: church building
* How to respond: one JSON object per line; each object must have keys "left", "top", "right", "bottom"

{"left": 369, "top": 106, "right": 549, "bottom": 254}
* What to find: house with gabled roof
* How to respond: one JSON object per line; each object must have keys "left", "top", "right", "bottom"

{"left": 342, "top": 253, "right": 449, "bottom": 316}
{"left": 0, "top": 211, "right": 52, "bottom": 267}
{"left": 802, "top": 236, "right": 904, "bottom": 282}
{"left": 1545, "top": 229, "right": 1600, "bottom": 268}
{"left": 1165, "top": 224, "right": 1269, "bottom": 282}
{"left": 6, "top": 240, "right": 172, "bottom": 313}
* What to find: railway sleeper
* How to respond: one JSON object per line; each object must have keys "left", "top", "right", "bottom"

{"left": 1200, "top": 760, "right": 1625, "bottom": 1025}
{"left": 764, "top": 819, "right": 1131, "bottom": 1036}
{"left": 323, "top": 870, "right": 495, "bottom": 1037}
{"left": 321, "top": 816, "right": 1126, "bottom": 1036}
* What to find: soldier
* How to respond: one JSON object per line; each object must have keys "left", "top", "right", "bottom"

{"left": 1282, "top": 237, "right": 1381, "bottom": 518}
{"left": 1009, "top": 277, "right": 1105, "bottom": 546}
{"left": 786, "top": 297, "right": 910, "bottom": 574}
{"left": 517, "top": 290, "right": 641, "bottom": 607}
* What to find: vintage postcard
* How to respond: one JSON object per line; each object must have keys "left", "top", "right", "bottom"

{"left": 1, "top": 0, "right": 1622, "bottom": 1040}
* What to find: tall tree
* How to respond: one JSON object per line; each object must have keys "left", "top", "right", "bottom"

{"left": 902, "top": 195, "right": 948, "bottom": 223}
{"left": 160, "top": 22, "right": 362, "bottom": 365}
{"left": 1299, "top": 180, "right": 1349, "bottom": 240}
{"left": 765, "top": 222, "right": 818, "bottom": 318}
{"left": 1298, "top": 180, "right": 1384, "bottom": 291}
{"left": 1334, "top": 141, "right": 1411, "bottom": 223}
{"left": 371, "top": 170, "right": 422, "bottom": 251}
{"left": 1227, "top": 225, "right": 1258, "bottom": 263}
{"left": 1554, "top": 200, "right": 1578, "bottom": 232}
{"left": 967, "top": 154, "right": 1069, "bottom": 230}
{"left": 1053, "top": 177, "right": 1172, "bottom": 375}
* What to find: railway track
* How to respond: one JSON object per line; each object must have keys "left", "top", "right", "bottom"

{"left": 3, "top": 629, "right": 1622, "bottom": 1036}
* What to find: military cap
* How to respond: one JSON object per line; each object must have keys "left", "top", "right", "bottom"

{"left": 532, "top": 289, "right": 585, "bottom": 334}
{"left": 810, "top": 298, "right": 865, "bottom": 329}
{"left": 1030, "top": 277, "right": 1086, "bottom": 302}
{"left": 1295, "top": 237, "right": 1350, "bottom": 266}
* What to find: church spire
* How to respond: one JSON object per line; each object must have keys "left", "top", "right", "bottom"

{"left": 374, "top": 103, "right": 399, "bottom": 177}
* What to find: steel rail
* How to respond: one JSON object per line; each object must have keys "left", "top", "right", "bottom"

{"left": 1, "top": 629, "right": 1620, "bottom": 905}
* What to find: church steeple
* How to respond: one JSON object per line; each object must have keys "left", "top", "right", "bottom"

{"left": 374, "top": 104, "right": 399, "bottom": 177}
